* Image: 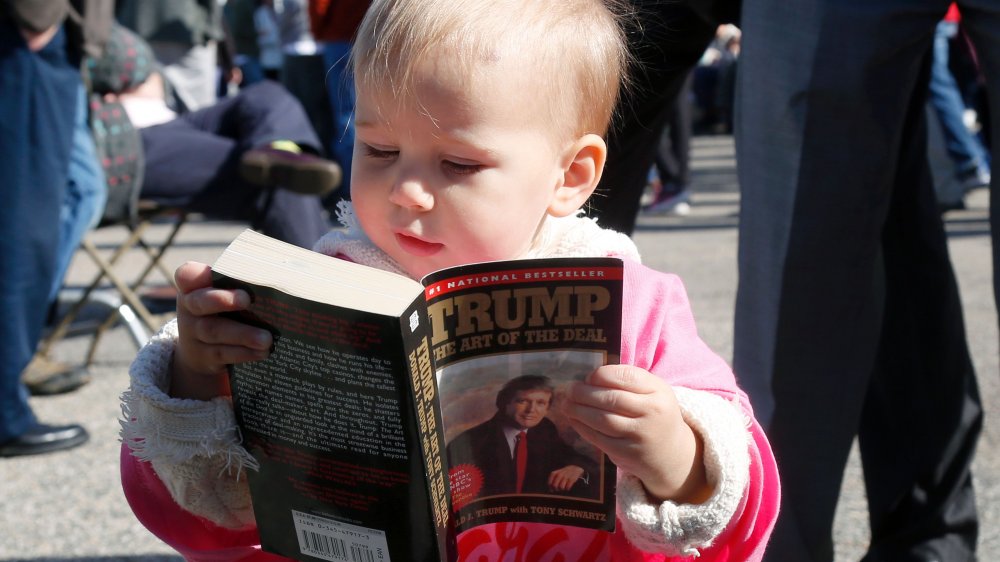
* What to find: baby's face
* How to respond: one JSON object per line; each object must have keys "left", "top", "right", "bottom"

{"left": 350, "top": 55, "right": 572, "bottom": 279}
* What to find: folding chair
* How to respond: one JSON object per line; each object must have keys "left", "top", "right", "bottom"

{"left": 36, "top": 205, "right": 187, "bottom": 366}
{"left": 35, "top": 94, "right": 187, "bottom": 367}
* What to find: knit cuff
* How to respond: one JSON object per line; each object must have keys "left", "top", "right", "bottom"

{"left": 617, "top": 387, "right": 751, "bottom": 557}
{"left": 119, "top": 319, "right": 259, "bottom": 528}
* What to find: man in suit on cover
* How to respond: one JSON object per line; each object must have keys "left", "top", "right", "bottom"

{"left": 446, "top": 374, "right": 598, "bottom": 499}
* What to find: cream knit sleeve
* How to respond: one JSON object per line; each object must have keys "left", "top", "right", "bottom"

{"left": 616, "top": 386, "right": 751, "bottom": 557}
{"left": 119, "top": 319, "right": 258, "bottom": 529}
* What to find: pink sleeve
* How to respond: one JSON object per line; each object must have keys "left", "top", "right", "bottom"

{"left": 619, "top": 261, "right": 779, "bottom": 561}
{"left": 120, "top": 444, "right": 287, "bottom": 562}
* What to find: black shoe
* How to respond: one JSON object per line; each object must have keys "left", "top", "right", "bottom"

{"left": 22, "top": 356, "right": 91, "bottom": 396}
{"left": 0, "top": 423, "right": 89, "bottom": 457}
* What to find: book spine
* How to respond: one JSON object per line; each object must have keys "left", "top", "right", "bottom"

{"left": 399, "top": 299, "right": 455, "bottom": 562}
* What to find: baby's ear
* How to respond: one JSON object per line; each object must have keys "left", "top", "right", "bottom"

{"left": 548, "top": 133, "right": 607, "bottom": 217}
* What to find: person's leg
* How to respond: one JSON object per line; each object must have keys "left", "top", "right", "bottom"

{"left": 140, "top": 119, "right": 329, "bottom": 249}
{"left": 176, "top": 80, "right": 341, "bottom": 197}
{"left": 0, "top": 24, "right": 85, "bottom": 445}
{"left": 735, "top": 0, "right": 977, "bottom": 559}
{"left": 588, "top": 0, "right": 724, "bottom": 235}
{"left": 23, "top": 82, "right": 110, "bottom": 397}
{"left": 656, "top": 73, "right": 694, "bottom": 191}
{"left": 179, "top": 80, "right": 324, "bottom": 153}
{"left": 859, "top": 63, "right": 979, "bottom": 561}
{"left": 280, "top": 53, "right": 334, "bottom": 155}
{"left": 928, "top": 20, "right": 990, "bottom": 181}
{"left": 959, "top": 0, "right": 1000, "bottom": 328}
{"left": 49, "top": 84, "right": 108, "bottom": 304}
{"left": 645, "top": 72, "right": 694, "bottom": 215}
{"left": 692, "top": 64, "right": 720, "bottom": 132}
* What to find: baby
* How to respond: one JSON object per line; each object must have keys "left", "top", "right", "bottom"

{"left": 120, "top": 0, "right": 779, "bottom": 560}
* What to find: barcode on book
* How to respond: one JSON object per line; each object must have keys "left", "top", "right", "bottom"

{"left": 292, "top": 510, "right": 390, "bottom": 562}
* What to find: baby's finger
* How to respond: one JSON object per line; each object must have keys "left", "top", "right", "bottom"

{"left": 585, "top": 364, "right": 665, "bottom": 394}
{"left": 566, "top": 382, "right": 649, "bottom": 417}
{"left": 567, "top": 418, "right": 624, "bottom": 458}
{"left": 189, "top": 315, "right": 272, "bottom": 351}
{"left": 565, "top": 402, "right": 640, "bottom": 440}
{"left": 175, "top": 261, "right": 214, "bottom": 293}
{"left": 203, "top": 342, "right": 271, "bottom": 365}
{"left": 180, "top": 286, "right": 252, "bottom": 317}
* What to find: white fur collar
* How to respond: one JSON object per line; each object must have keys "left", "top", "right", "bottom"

{"left": 312, "top": 201, "right": 641, "bottom": 278}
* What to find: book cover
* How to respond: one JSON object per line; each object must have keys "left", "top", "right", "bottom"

{"left": 211, "top": 230, "right": 622, "bottom": 561}
{"left": 423, "top": 259, "right": 621, "bottom": 534}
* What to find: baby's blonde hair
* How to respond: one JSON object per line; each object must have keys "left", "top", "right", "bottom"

{"left": 351, "top": 0, "right": 630, "bottom": 141}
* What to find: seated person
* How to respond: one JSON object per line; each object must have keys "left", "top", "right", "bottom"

{"left": 90, "top": 23, "right": 339, "bottom": 249}
{"left": 446, "top": 374, "right": 598, "bottom": 499}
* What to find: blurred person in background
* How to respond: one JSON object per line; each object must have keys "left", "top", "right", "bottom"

{"left": 734, "top": 1, "right": 997, "bottom": 559}
{"left": 309, "top": 0, "right": 370, "bottom": 209}
{"left": 588, "top": 0, "right": 738, "bottom": 235}
{"left": 115, "top": 0, "right": 225, "bottom": 111}
{"left": 0, "top": 0, "right": 113, "bottom": 457}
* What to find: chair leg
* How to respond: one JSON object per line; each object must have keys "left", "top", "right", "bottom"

{"left": 37, "top": 210, "right": 186, "bottom": 364}
{"left": 132, "top": 211, "right": 188, "bottom": 289}
{"left": 36, "top": 225, "right": 152, "bottom": 358}
{"left": 80, "top": 237, "right": 160, "bottom": 332}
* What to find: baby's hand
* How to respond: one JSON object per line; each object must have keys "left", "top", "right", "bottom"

{"left": 563, "top": 365, "right": 711, "bottom": 504}
{"left": 170, "top": 262, "right": 272, "bottom": 400}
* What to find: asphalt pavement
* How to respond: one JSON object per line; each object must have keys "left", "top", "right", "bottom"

{"left": 2, "top": 135, "right": 997, "bottom": 561}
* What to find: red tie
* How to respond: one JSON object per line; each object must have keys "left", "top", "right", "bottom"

{"left": 515, "top": 431, "right": 527, "bottom": 493}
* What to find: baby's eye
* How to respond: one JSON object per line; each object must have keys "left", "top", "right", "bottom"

{"left": 363, "top": 144, "right": 397, "bottom": 160}
{"left": 442, "top": 160, "right": 484, "bottom": 175}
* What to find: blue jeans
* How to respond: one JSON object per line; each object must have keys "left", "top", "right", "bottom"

{"left": 321, "top": 41, "right": 355, "bottom": 192}
{"left": 49, "top": 84, "right": 108, "bottom": 304}
{"left": 0, "top": 24, "right": 81, "bottom": 442}
{"left": 929, "top": 20, "right": 990, "bottom": 175}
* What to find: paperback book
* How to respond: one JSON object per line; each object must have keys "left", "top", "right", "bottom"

{"left": 212, "top": 229, "right": 623, "bottom": 562}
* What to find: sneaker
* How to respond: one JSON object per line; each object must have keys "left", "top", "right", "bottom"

{"left": 640, "top": 178, "right": 662, "bottom": 207}
{"left": 240, "top": 144, "right": 343, "bottom": 197}
{"left": 958, "top": 165, "right": 991, "bottom": 192}
{"left": 643, "top": 186, "right": 692, "bottom": 216}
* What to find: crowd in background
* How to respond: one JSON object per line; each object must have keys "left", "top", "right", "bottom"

{"left": 1, "top": 1, "right": 997, "bottom": 561}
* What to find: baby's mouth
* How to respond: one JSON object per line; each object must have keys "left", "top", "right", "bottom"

{"left": 395, "top": 233, "right": 444, "bottom": 257}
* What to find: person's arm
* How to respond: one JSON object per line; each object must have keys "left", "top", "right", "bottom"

{"left": 120, "top": 262, "right": 273, "bottom": 542}
{"left": 120, "top": 445, "right": 266, "bottom": 558}
{"left": 590, "top": 261, "right": 779, "bottom": 558}
{"left": 120, "top": 317, "right": 259, "bottom": 528}
{"left": 544, "top": 424, "right": 600, "bottom": 493}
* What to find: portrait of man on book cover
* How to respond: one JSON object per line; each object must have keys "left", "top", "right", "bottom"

{"left": 440, "top": 352, "right": 603, "bottom": 505}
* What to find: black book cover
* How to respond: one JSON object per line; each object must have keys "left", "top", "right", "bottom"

{"left": 210, "top": 231, "right": 623, "bottom": 561}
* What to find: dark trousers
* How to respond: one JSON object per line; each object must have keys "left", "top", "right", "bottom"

{"left": 653, "top": 71, "right": 694, "bottom": 194}
{"left": 140, "top": 81, "right": 330, "bottom": 249}
{"left": 734, "top": 1, "right": 999, "bottom": 559}
{"left": 589, "top": 0, "right": 734, "bottom": 235}
{"left": 0, "top": 24, "right": 80, "bottom": 442}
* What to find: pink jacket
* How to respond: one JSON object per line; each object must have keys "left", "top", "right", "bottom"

{"left": 121, "top": 259, "right": 778, "bottom": 561}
